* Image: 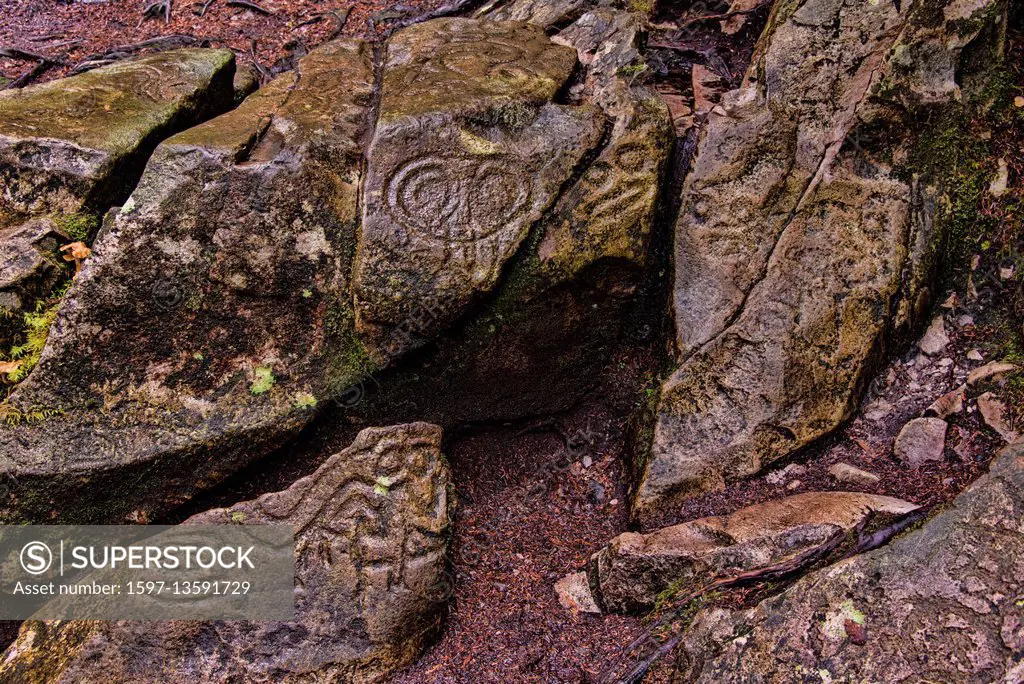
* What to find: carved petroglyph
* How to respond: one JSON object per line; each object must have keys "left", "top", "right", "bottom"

{"left": 535, "top": 11, "right": 673, "bottom": 285}
{"left": 193, "top": 422, "right": 450, "bottom": 631}
{"left": 385, "top": 154, "right": 533, "bottom": 244}
{"left": 0, "top": 423, "right": 451, "bottom": 683}
{"left": 380, "top": 19, "right": 576, "bottom": 119}
{"left": 355, "top": 19, "right": 603, "bottom": 361}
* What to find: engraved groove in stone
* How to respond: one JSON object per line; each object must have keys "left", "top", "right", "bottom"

{"left": 385, "top": 154, "right": 533, "bottom": 243}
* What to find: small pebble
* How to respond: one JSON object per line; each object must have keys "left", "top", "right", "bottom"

{"left": 967, "top": 349, "right": 984, "bottom": 362}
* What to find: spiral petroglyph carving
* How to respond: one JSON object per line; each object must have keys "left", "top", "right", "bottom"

{"left": 386, "top": 155, "right": 533, "bottom": 243}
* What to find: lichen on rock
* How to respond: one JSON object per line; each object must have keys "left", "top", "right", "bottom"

{"left": 0, "top": 39, "right": 375, "bottom": 524}
{"left": 634, "top": 0, "right": 1009, "bottom": 518}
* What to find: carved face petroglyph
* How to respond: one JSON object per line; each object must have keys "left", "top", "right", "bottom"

{"left": 386, "top": 154, "right": 533, "bottom": 244}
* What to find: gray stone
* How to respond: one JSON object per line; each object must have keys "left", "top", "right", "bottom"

{"left": 673, "top": 443, "right": 1024, "bottom": 683}
{"left": 633, "top": 0, "right": 1005, "bottom": 518}
{"left": 0, "top": 218, "right": 68, "bottom": 340}
{"left": 967, "top": 361, "right": 1018, "bottom": 386}
{"left": 0, "top": 40, "right": 375, "bottom": 524}
{"left": 555, "top": 571, "right": 601, "bottom": 613}
{"left": 893, "top": 417, "right": 948, "bottom": 467}
{"left": 918, "top": 315, "right": 950, "bottom": 356}
{"left": 978, "top": 392, "right": 1018, "bottom": 442}
{"left": 231, "top": 62, "right": 260, "bottom": 104}
{"left": 925, "top": 384, "right": 966, "bottom": 419}
{"left": 573, "top": 492, "right": 916, "bottom": 613}
{"left": 0, "top": 423, "right": 452, "bottom": 683}
{"left": 828, "top": 462, "right": 880, "bottom": 486}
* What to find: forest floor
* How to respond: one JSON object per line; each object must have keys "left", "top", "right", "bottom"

{"left": 1, "top": 1, "right": 1022, "bottom": 682}
{"left": 0, "top": 0, "right": 449, "bottom": 84}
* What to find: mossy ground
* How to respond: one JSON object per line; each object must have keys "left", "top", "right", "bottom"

{"left": 0, "top": 279, "right": 70, "bottom": 387}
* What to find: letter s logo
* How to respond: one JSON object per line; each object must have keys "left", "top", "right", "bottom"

{"left": 20, "top": 542, "right": 52, "bottom": 575}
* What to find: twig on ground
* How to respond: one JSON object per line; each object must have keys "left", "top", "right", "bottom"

{"left": 142, "top": 0, "right": 173, "bottom": 24}
{"left": 651, "top": 0, "right": 772, "bottom": 30}
{"left": 597, "top": 528, "right": 848, "bottom": 684}
{"left": 597, "top": 505, "right": 932, "bottom": 682}
{"left": 295, "top": 14, "right": 324, "bottom": 29}
{"left": 69, "top": 35, "right": 205, "bottom": 74}
{"left": 227, "top": 0, "right": 274, "bottom": 15}
{"left": 0, "top": 47, "right": 60, "bottom": 63}
{"left": 324, "top": 8, "right": 351, "bottom": 40}
{"left": 198, "top": 0, "right": 218, "bottom": 16}
{"left": 4, "top": 60, "right": 53, "bottom": 89}
{"left": 248, "top": 40, "right": 271, "bottom": 82}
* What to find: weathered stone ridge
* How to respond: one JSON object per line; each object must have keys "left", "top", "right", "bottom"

{"left": 355, "top": 18, "right": 604, "bottom": 361}
{"left": 635, "top": 0, "right": 1007, "bottom": 516}
{"left": 0, "top": 48, "right": 236, "bottom": 220}
{"left": 0, "top": 423, "right": 452, "bottom": 683}
{"left": 569, "top": 492, "right": 916, "bottom": 614}
{"left": 0, "top": 39, "right": 374, "bottom": 524}
{"left": 673, "top": 442, "right": 1024, "bottom": 682}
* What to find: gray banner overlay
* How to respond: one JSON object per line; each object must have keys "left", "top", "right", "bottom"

{"left": 0, "top": 525, "right": 294, "bottom": 620}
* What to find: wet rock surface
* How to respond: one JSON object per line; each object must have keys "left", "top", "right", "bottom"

{"left": 674, "top": 442, "right": 1024, "bottom": 683}
{"left": 0, "top": 39, "right": 375, "bottom": 523}
{"left": 0, "top": 422, "right": 451, "bottom": 683}
{"left": 563, "top": 491, "right": 916, "bottom": 613}
{"left": 634, "top": 0, "right": 1007, "bottom": 517}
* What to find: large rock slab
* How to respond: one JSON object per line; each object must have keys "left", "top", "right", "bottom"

{"left": 634, "top": 0, "right": 1007, "bottom": 517}
{"left": 0, "top": 48, "right": 236, "bottom": 220}
{"left": 342, "top": 12, "right": 672, "bottom": 424}
{"left": 0, "top": 49, "right": 236, "bottom": 333}
{"left": 674, "top": 442, "right": 1024, "bottom": 682}
{"left": 563, "top": 492, "right": 916, "bottom": 613}
{"left": 0, "top": 40, "right": 375, "bottom": 523}
{"left": 0, "top": 423, "right": 452, "bottom": 683}
{"left": 354, "top": 18, "right": 604, "bottom": 361}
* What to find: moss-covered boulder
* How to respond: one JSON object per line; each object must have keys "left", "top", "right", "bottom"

{"left": 0, "top": 48, "right": 236, "bottom": 220}
{"left": 634, "top": 0, "right": 1008, "bottom": 519}
{"left": 0, "top": 49, "right": 237, "bottom": 342}
{"left": 673, "top": 442, "right": 1024, "bottom": 682}
{"left": 0, "top": 40, "right": 374, "bottom": 523}
{"left": 0, "top": 423, "right": 452, "bottom": 683}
